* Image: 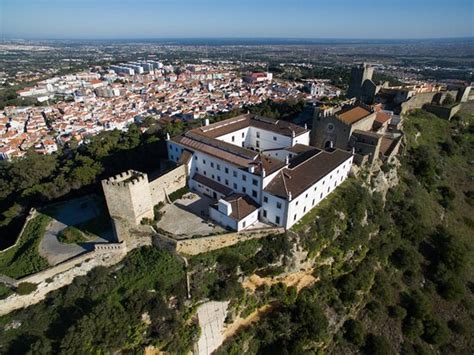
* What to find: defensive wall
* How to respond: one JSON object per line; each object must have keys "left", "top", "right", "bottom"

{"left": 400, "top": 90, "right": 458, "bottom": 115}
{"left": 153, "top": 227, "right": 285, "bottom": 256}
{"left": 0, "top": 243, "right": 128, "bottom": 316}
{"left": 423, "top": 103, "right": 461, "bottom": 120}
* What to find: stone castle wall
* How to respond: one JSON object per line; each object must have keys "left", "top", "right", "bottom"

{"left": 173, "top": 227, "right": 285, "bottom": 255}
{"left": 0, "top": 247, "right": 127, "bottom": 316}
{"left": 149, "top": 164, "right": 187, "bottom": 205}
{"left": 400, "top": 90, "right": 459, "bottom": 115}
{"left": 424, "top": 103, "right": 461, "bottom": 120}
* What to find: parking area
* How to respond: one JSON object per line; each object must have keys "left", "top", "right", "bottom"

{"left": 157, "top": 192, "right": 225, "bottom": 238}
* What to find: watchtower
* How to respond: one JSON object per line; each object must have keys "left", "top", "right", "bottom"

{"left": 101, "top": 170, "right": 153, "bottom": 227}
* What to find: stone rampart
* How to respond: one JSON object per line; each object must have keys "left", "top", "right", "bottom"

{"left": 0, "top": 248, "right": 127, "bottom": 316}
{"left": 149, "top": 164, "right": 187, "bottom": 205}
{"left": 175, "top": 227, "right": 285, "bottom": 255}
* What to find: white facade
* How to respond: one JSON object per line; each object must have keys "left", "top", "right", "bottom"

{"left": 283, "top": 159, "right": 352, "bottom": 229}
{"left": 167, "top": 115, "right": 352, "bottom": 231}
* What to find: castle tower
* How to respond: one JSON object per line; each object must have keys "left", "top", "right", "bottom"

{"left": 347, "top": 63, "right": 374, "bottom": 99}
{"left": 101, "top": 170, "right": 153, "bottom": 233}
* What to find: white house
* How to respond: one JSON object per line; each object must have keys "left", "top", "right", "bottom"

{"left": 167, "top": 114, "right": 353, "bottom": 231}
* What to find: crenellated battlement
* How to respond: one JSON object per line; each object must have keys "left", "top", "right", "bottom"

{"left": 102, "top": 170, "right": 148, "bottom": 187}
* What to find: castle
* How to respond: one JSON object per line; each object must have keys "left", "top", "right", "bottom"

{"left": 102, "top": 113, "right": 353, "bottom": 236}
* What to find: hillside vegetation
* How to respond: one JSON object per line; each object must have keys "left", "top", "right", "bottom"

{"left": 0, "top": 106, "right": 472, "bottom": 353}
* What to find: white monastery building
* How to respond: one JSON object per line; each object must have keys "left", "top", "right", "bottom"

{"left": 166, "top": 114, "right": 353, "bottom": 231}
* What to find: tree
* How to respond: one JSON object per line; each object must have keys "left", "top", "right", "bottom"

{"left": 364, "top": 334, "right": 394, "bottom": 355}
{"left": 344, "top": 319, "right": 366, "bottom": 347}
{"left": 422, "top": 318, "right": 449, "bottom": 345}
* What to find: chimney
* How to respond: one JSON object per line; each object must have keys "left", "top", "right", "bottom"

{"left": 248, "top": 165, "right": 255, "bottom": 173}
{"left": 166, "top": 132, "right": 170, "bottom": 141}
{"left": 261, "top": 168, "right": 266, "bottom": 178}
{"left": 285, "top": 155, "right": 290, "bottom": 165}
{"left": 204, "top": 118, "right": 210, "bottom": 126}
{"left": 288, "top": 191, "right": 292, "bottom": 201}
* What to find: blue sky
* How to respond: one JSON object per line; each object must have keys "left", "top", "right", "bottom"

{"left": 1, "top": 0, "right": 473, "bottom": 39}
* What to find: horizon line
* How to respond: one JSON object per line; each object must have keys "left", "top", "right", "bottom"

{"left": 2, "top": 35, "right": 474, "bottom": 42}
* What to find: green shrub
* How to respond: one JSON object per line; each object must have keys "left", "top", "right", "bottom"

{"left": 343, "top": 319, "right": 366, "bottom": 346}
{"left": 403, "top": 317, "right": 424, "bottom": 340}
{"left": 0, "top": 284, "right": 13, "bottom": 299}
{"left": 16, "top": 282, "right": 37, "bottom": 295}
{"left": 388, "top": 305, "right": 407, "bottom": 320}
{"left": 364, "top": 334, "right": 394, "bottom": 355}
{"left": 168, "top": 186, "right": 190, "bottom": 202}
{"left": 447, "top": 319, "right": 466, "bottom": 335}
{"left": 57, "top": 226, "right": 87, "bottom": 244}
{"left": 422, "top": 317, "right": 449, "bottom": 345}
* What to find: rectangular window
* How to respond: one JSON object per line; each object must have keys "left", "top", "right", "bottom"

{"left": 204, "top": 171, "right": 207, "bottom": 176}
{"left": 233, "top": 183, "right": 237, "bottom": 189}
{"left": 305, "top": 193, "right": 308, "bottom": 198}
{"left": 256, "top": 140, "right": 260, "bottom": 148}
{"left": 277, "top": 202, "right": 282, "bottom": 209}
{"left": 217, "top": 176, "right": 221, "bottom": 182}
{"left": 296, "top": 201, "right": 299, "bottom": 206}
{"left": 303, "top": 207, "right": 306, "bottom": 213}
{"left": 212, "top": 174, "right": 215, "bottom": 179}
{"left": 233, "top": 171, "right": 237, "bottom": 178}
{"left": 242, "top": 221, "right": 246, "bottom": 228}
{"left": 232, "top": 136, "right": 235, "bottom": 142}
{"left": 256, "top": 131, "right": 260, "bottom": 138}
{"left": 242, "top": 174, "right": 247, "bottom": 181}
{"left": 263, "top": 209, "right": 267, "bottom": 218}
{"left": 225, "top": 167, "right": 229, "bottom": 174}
{"left": 225, "top": 179, "right": 229, "bottom": 185}
{"left": 210, "top": 162, "right": 214, "bottom": 168}
{"left": 320, "top": 192, "right": 323, "bottom": 198}
{"left": 294, "top": 214, "right": 297, "bottom": 221}
{"left": 312, "top": 199, "right": 315, "bottom": 206}
{"left": 252, "top": 178, "right": 258, "bottom": 186}
{"left": 273, "top": 136, "right": 277, "bottom": 141}
{"left": 242, "top": 186, "right": 246, "bottom": 193}
{"left": 275, "top": 216, "right": 280, "bottom": 224}
{"left": 195, "top": 156, "right": 198, "bottom": 161}
{"left": 263, "top": 196, "right": 268, "bottom": 203}
{"left": 195, "top": 167, "right": 199, "bottom": 172}
{"left": 203, "top": 159, "right": 206, "bottom": 165}
{"left": 252, "top": 190, "right": 257, "bottom": 198}
{"left": 217, "top": 164, "right": 220, "bottom": 171}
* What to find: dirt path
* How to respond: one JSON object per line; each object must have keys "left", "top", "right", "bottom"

{"left": 242, "top": 268, "right": 317, "bottom": 293}
{"left": 223, "top": 304, "right": 273, "bottom": 339}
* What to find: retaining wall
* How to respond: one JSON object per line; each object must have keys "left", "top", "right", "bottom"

{"left": 175, "top": 227, "right": 285, "bottom": 255}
